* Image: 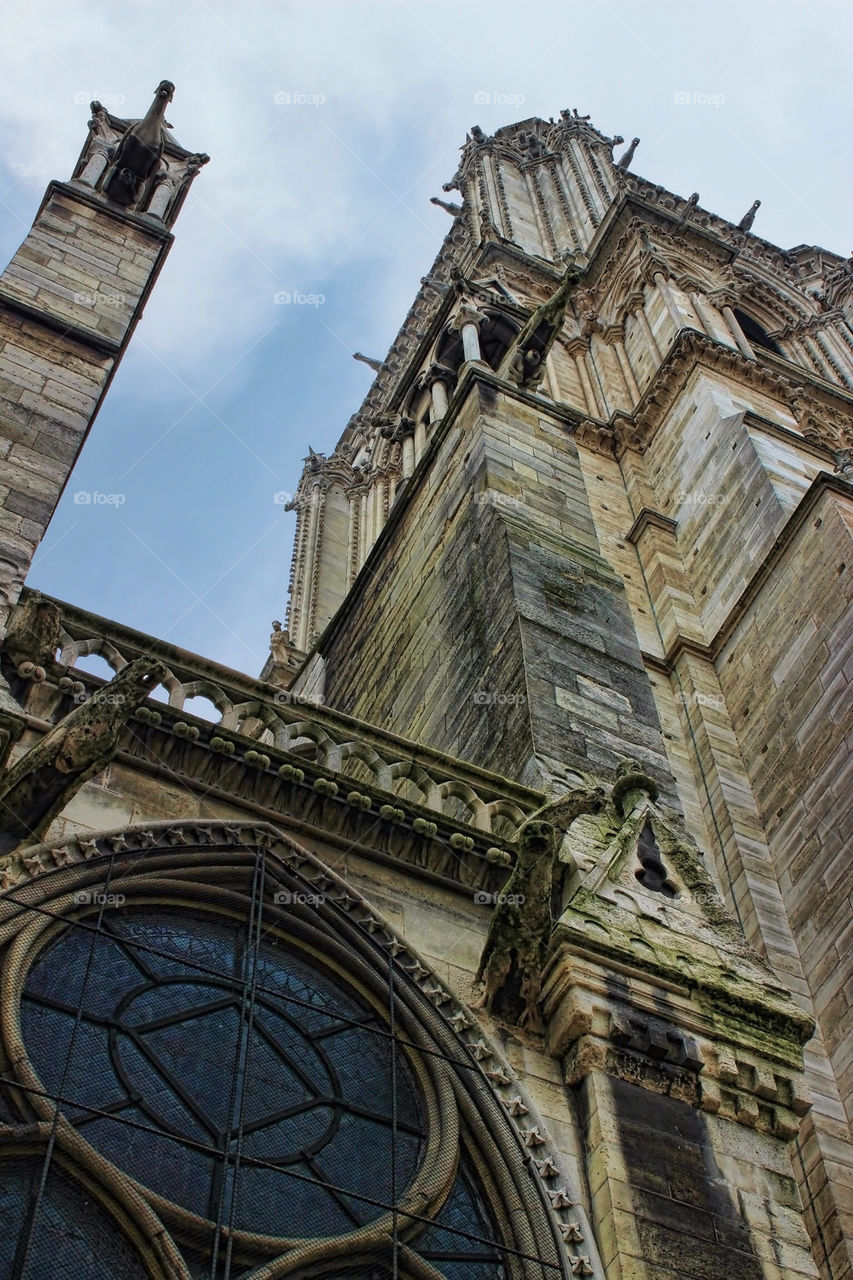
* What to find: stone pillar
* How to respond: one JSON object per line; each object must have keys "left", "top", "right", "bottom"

{"left": 604, "top": 324, "right": 640, "bottom": 403}
{"left": 0, "top": 86, "right": 206, "bottom": 640}
{"left": 295, "top": 482, "right": 322, "bottom": 651}
{"left": 798, "top": 333, "right": 834, "bottom": 381}
{"left": 541, "top": 768, "right": 820, "bottom": 1280}
{"left": 814, "top": 328, "right": 853, "bottom": 388}
{"left": 401, "top": 427, "right": 416, "bottom": 478}
{"left": 626, "top": 290, "right": 661, "bottom": 362}
{"left": 566, "top": 338, "right": 599, "bottom": 416}
{"left": 451, "top": 305, "right": 487, "bottom": 365}
{"left": 688, "top": 291, "right": 711, "bottom": 336}
{"left": 714, "top": 293, "right": 756, "bottom": 360}
{"left": 653, "top": 270, "right": 683, "bottom": 331}
{"left": 430, "top": 375, "right": 450, "bottom": 423}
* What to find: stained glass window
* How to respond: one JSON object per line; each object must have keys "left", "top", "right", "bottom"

{"left": 14, "top": 905, "right": 508, "bottom": 1277}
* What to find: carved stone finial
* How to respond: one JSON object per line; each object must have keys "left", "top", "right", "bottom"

{"left": 0, "top": 656, "right": 165, "bottom": 854}
{"left": 616, "top": 137, "right": 640, "bottom": 170}
{"left": 475, "top": 784, "right": 606, "bottom": 1030}
{"left": 737, "top": 199, "right": 761, "bottom": 231}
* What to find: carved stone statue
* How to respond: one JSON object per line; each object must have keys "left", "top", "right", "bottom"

{"left": 737, "top": 199, "right": 761, "bottom": 232}
{"left": 269, "top": 620, "right": 292, "bottom": 664}
{"left": 75, "top": 101, "right": 119, "bottom": 188}
{"left": 0, "top": 656, "right": 164, "bottom": 853}
{"left": 470, "top": 125, "right": 487, "bottom": 144}
{"left": 104, "top": 80, "right": 175, "bottom": 207}
{"left": 476, "top": 784, "right": 606, "bottom": 1030}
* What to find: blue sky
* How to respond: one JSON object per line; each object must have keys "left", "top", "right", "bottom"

{"left": 1, "top": 0, "right": 850, "bottom": 677}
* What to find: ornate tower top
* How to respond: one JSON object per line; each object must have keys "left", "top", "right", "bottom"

{"left": 70, "top": 80, "right": 209, "bottom": 228}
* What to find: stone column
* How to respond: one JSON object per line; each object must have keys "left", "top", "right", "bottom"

{"left": 814, "top": 328, "right": 853, "bottom": 388}
{"left": 451, "top": 304, "right": 487, "bottom": 366}
{"left": 604, "top": 323, "right": 640, "bottom": 403}
{"left": 653, "top": 270, "right": 683, "bottom": 331}
{"left": 626, "top": 290, "right": 661, "bottom": 363}
{"left": 566, "top": 338, "right": 599, "bottom": 416}
{"left": 713, "top": 292, "right": 756, "bottom": 360}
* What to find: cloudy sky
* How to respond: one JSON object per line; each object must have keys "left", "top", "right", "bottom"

{"left": 1, "top": 0, "right": 850, "bottom": 678}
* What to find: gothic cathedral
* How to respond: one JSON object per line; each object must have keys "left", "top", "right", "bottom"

{"left": 0, "top": 84, "right": 850, "bottom": 1280}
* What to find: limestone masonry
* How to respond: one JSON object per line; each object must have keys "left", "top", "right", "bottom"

{"left": 0, "top": 90, "right": 849, "bottom": 1280}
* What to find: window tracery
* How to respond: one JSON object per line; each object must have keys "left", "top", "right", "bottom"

{"left": 0, "top": 823, "right": 575, "bottom": 1279}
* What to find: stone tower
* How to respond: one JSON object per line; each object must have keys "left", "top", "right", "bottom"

{"left": 0, "top": 82, "right": 207, "bottom": 639}
{"left": 284, "top": 112, "right": 853, "bottom": 1277}
{"left": 0, "top": 102, "right": 850, "bottom": 1280}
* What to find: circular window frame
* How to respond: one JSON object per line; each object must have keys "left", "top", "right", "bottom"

{"left": 0, "top": 822, "right": 577, "bottom": 1279}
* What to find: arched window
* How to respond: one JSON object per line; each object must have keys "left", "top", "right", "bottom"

{"left": 0, "top": 822, "right": 578, "bottom": 1279}
{"left": 733, "top": 309, "right": 783, "bottom": 356}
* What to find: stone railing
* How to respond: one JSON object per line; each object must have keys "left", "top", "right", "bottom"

{"left": 27, "top": 591, "right": 540, "bottom": 842}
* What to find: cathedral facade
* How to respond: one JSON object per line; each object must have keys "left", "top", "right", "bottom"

{"left": 0, "top": 84, "right": 850, "bottom": 1280}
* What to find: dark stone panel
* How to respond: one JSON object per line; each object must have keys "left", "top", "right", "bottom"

{"left": 607, "top": 1076, "right": 763, "bottom": 1279}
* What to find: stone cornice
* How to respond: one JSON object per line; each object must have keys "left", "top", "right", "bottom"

{"left": 618, "top": 329, "right": 853, "bottom": 459}
{"left": 625, "top": 507, "right": 678, "bottom": 544}
{"left": 46, "top": 179, "right": 175, "bottom": 241}
{"left": 0, "top": 292, "right": 122, "bottom": 357}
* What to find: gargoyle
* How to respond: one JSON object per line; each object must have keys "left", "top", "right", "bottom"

{"left": 737, "top": 199, "right": 761, "bottom": 232}
{"left": 475, "top": 784, "right": 605, "bottom": 1031}
{"left": 3, "top": 592, "right": 62, "bottom": 679}
{"left": 497, "top": 263, "right": 581, "bottom": 388}
{"left": 0, "top": 656, "right": 164, "bottom": 854}
{"left": 616, "top": 137, "right": 640, "bottom": 170}
{"left": 104, "top": 80, "right": 175, "bottom": 207}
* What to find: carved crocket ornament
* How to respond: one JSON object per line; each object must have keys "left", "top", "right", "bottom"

{"left": 475, "top": 784, "right": 606, "bottom": 1031}
{"left": 0, "top": 656, "right": 164, "bottom": 853}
